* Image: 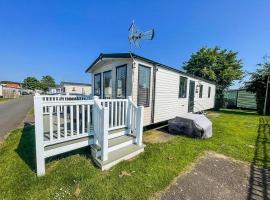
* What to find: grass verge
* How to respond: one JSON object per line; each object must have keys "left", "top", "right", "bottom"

{"left": 0, "top": 98, "right": 12, "bottom": 104}
{"left": 0, "top": 109, "right": 269, "bottom": 199}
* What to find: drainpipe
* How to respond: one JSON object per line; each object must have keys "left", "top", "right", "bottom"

{"left": 129, "top": 52, "right": 136, "bottom": 100}
{"left": 151, "top": 65, "right": 157, "bottom": 123}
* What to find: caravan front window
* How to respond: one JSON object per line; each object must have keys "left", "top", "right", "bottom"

{"left": 116, "top": 65, "right": 127, "bottom": 98}
{"left": 138, "top": 65, "right": 151, "bottom": 107}
{"left": 94, "top": 73, "right": 101, "bottom": 97}
{"left": 103, "top": 70, "right": 112, "bottom": 99}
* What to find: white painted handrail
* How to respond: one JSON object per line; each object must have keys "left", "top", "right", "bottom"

{"left": 99, "top": 99, "right": 128, "bottom": 130}
{"left": 34, "top": 94, "right": 143, "bottom": 176}
{"left": 127, "top": 96, "right": 143, "bottom": 146}
{"left": 93, "top": 96, "right": 108, "bottom": 161}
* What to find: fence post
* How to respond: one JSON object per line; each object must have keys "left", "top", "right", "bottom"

{"left": 93, "top": 96, "right": 99, "bottom": 145}
{"left": 136, "top": 106, "right": 144, "bottom": 146}
{"left": 101, "top": 107, "right": 109, "bottom": 161}
{"left": 127, "top": 96, "right": 132, "bottom": 133}
{"left": 34, "top": 94, "right": 45, "bottom": 176}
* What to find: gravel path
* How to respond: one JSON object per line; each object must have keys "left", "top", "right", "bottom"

{"left": 0, "top": 95, "right": 33, "bottom": 141}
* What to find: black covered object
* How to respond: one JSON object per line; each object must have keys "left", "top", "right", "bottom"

{"left": 168, "top": 113, "right": 212, "bottom": 139}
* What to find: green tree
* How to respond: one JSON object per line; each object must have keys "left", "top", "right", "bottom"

{"left": 183, "top": 46, "right": 243, "bottom": 110}
{"left": 22, "top": 77, "right": 40, "bottom": 90}
{"left": 40, "top": 75, "right": 56, "bottom": 92}
{"left": 246, "top": 56, "right": 270, "bottom": 115}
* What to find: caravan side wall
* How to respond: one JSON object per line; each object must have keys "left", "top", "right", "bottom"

{"left": 132, "top": 61, "right": 216, "bottom": 125}
{"left": 153, "top": 67, "right": 216, "bottom": 124}
{"left": 90, "top": 58, "right": 216, "bottom": 127}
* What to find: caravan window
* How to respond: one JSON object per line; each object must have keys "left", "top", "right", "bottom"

{"left": 199, "top": 85, "right": 203, "bottom": 98}
{"left": 179, "top": 76, "right": 187, "bottom": 98}
{"left": 103, "top": 70, "right": 112, "bottom": 99}
{"left": 138, "top": 65, "right": 151, "bottom": 107}
{"left": 208, "top": 86, "right": 211, "bottom": 98}
{"left": 94, "top": 73, "right": 101, "bottom": 97}
{"left": 116, "top": 65, "right": 127, "bottom": 98}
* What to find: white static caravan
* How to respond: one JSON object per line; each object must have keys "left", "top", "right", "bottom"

{"left": 86, "top": 53, "right": 216, "bottom": 126}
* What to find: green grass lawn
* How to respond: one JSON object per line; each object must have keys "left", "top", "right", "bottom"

{"left": 0, "top": 109, "right": 269, "bottom": 200}
{"left": 0, "top": 98, "right": 12, "bottom": 104}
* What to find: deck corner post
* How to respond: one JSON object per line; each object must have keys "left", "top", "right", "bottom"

{"left": 93, "top": 96, "right": 99, "bottom": 101}
{"left": 34, "top": 95, "right": 45, "bottom": 176}
{"left": 93, "top": 96, "right": 99, "bottom": 145}
{"left": 127, "top": 96, "right": 132, "bottom": 133}
{"left": 136, "top": 106, "right": 144, "bottom": 146}
{"left": 101, "top": 106, "right": 109, "bottom": 161}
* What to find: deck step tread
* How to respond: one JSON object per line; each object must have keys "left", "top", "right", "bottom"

{"left": 95, "top": 144, "right": 145, "bottom": 166}
{"left": 108, "top": 135, "right": 133, "bottom": 148}
{"left": 45, "top": 135, "right": 93, "bottom": 151}
{"left": 108, "top": 127, "right": 128, "bottom": 134}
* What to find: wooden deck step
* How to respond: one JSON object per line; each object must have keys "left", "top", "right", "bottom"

{"left": 93, "top": 144, "right": 145, "bottom": 170}
{"left": 44, "top": 135, "right": 94, "bottom": 158}
{"left": 108, "top": 127, "right": 128, "bottom": 139}
{"left": 109, "top": 135, "right": 134, "bottom": 150}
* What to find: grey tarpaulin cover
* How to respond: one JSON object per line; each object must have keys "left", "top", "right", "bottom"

{"left": 168, "top": 113, "right": 212, "bottom": 139}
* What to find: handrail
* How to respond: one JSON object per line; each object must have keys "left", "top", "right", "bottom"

{"left": 34, "top": 94, "right": 143, "bottom": 176}
{"left": 42, "top": 100, "right": 94, "bottom": 106}
{"left": 93, "top": 96, "right": 108, "bottom": 161}
{"left": 127, "top": 96, "right": 143, "bottom": 146}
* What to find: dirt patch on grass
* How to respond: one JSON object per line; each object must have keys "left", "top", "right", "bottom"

{"left": 143, "top": 125, "right": 175, "bottom": 144}
{"left": 207, "top": 111, "right": 220, "bottom": 119}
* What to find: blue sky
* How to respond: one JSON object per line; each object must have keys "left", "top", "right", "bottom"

{"left": 0, "top": 0, "right": 269, "bottom": 87}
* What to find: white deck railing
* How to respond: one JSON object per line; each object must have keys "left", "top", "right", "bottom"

{"left": 100, "top": 99, "right": 128, "bottom": 130}
{"left": 34, "top": 94, "right": 144, "bottom": 176}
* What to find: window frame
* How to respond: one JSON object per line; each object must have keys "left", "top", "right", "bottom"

{"left": 94, "top": 73, "right": 102, "bottom": 97}
{"left": 103, "top": 70, "right": 113, "bottom": 99}
{"left": 208, "top": 86, "right": 211, "bottom": 98}
{"left": 137, "top": 64, "right": 151, "bottom": 107}
{"left": 179, "top": 76, "right": 188, "bottom": 98}
{"left": 199, "top": 84, "right": 203, "bottom": 98}
{"left": 115, "top": 64, "right": 127, "bottom": 99}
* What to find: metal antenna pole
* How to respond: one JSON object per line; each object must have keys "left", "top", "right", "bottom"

{"left": 263, "top": 75, "right": 269, "bottom": 115}
{"left": 129, "top": 44, "right": 135, "bottom": 96}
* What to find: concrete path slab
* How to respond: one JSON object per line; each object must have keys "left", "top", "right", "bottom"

{"left": 161, "top": 152, "right": 270, "bottom": 200}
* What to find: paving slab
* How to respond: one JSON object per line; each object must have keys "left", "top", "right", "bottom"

{"left": 161, "top": 152, "right": 270, "bottom": 200}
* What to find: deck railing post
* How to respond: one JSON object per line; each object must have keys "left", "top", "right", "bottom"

{"left": 127, "top": 96, "right": 132, "bottom": 133}
{"left": 101, "top": 107, "right": 109, "bottom": 161}
{"left": 34, "top": 94, "right": 45, "bottom": 176}
{"left": 135, "top": 106, "right": 144, "bottom": 146}
{"left": 93, "top": 96, "right": 99, "bottom": 145}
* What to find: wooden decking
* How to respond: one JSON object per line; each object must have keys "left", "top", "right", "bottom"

{"left": 43, "top": 114, "right": 93, "bottom": 142}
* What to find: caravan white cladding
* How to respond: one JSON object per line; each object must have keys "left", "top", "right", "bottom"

{"left": 86, "top": 53, "right": 216, "bottom": 126}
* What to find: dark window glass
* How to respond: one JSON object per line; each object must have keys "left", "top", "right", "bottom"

{"left": 208, "top": 86, "right": 211, "bottom": 98}
{"left": 199, "top": 85, "right": 203, "bottom": 98}
{"left": 116, "top": 65, "right": 127, "bottom": 98}
{"left": 94, "top": 73, "right": 101, "bottom": 97}
{"left": 103, "top": 70, "right": 112, "bottom": 99}
{"left": 179, "top": 76, "right": 188, "bottom": 98}
{"left": 138, "top": 65, "right": 151, "bottom": 107}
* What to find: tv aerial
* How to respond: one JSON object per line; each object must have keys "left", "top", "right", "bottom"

{"left": 128, "top": 20, "right": 155, "bottom": 48}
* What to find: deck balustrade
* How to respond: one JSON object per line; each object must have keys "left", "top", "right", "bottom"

{"left": 34, "top": 94, "right": 143, "bottom": 176}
